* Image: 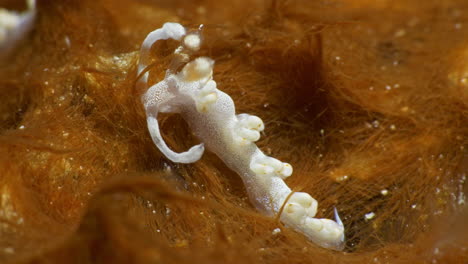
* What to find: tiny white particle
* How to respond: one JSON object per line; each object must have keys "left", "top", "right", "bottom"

{"left": 64, "top": 36, "right": 71, "bottom": 47}
{"left": 365, "top": 212, "right": 375, "bottom": 220}
{"left": 381, "top": 189, "right": 388, "bottom": 196}
{"left": 372, "top": 120, "right": 380, "bottom": 128}
{"left": 272, "top": 228, "right": 281, "bottom": 235}
{"left": 19, "top": 125, "right": 25, "bottom": 130}
{"left": 338, "top": 175, "right": 349, "bottom": 182}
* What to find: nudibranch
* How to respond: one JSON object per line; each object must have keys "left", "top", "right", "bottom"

{"left": 0, "top": 0, "right": 36, "bottom": 56}
{"left": 137, "top": 22, "right": 345, "bottom": 250}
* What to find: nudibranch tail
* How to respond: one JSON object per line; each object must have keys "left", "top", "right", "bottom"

{"left": 138, "top": 22, "right": 346, "bottom": 250}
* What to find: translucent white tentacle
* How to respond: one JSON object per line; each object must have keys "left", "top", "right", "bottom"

{"left": 137, "top": 22, "right": 186, "bottom": 91}
{"left": 147, "top": 115, "right": 204, "bottom": 163}
{"left": 0, "top": 0, "right": 36, "bottom": 56}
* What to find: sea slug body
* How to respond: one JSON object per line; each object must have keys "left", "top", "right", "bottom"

{"left": 137, "top": 22, "right": 345, "bottom": 250}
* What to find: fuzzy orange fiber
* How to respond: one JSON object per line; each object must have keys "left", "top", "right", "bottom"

{"left": 0, "top": 0, "right": 467, "bottom": 263}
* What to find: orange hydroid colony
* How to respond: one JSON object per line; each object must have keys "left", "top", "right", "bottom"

{"left": 0, "top": 0, "right": 467, "bottom": 263}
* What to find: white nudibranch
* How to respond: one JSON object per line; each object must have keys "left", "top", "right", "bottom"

{"left": 0, "top": 0, "right": 36, "bottom": 56}
{"left": 137, "top": 22, "right": 345, "bottom": 250}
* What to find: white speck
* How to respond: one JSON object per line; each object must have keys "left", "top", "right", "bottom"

{"left": 381, "top": 189, "right": 388, "bottom": 196}
{"left": 152, "top": 210, "right": 156, "bottom": 214}
{"left": 156, "top": 229, "right": 161, "bottom": 232}
{"left": 165, "top": 207, "right": 171, "bottom": 215}
{"left": 458, "top": 192, "right": 465, "bottom": 205}
{"left": 320, "top": 129, "right": 325, "bottom": 136}
{"left": 372, "top": 120, "right": 380, "bottom": 128}
{"left": 19, "top": 125, "right": 25, "bottom": 130}
{"left": 272, "top": 228, "right": 281, "bottom": 235}
{"left": 64, "top": 36, "right": 71, "bottom": 47}
{"left": 338, "top": 175, "right": 349, "bottom": 182}
{"left": 335, "top": 56, "right": 341, "bottom": 61}
{"left": 385, "top": 85, "right": 392, "bottom": 90}
{"left": 393, "top": 84, "right": 400, "bottom": 88}
{"left": 163, "top": 163, "right": 172, "bottom": 172}
{"left": 434, "top": 247, "right": 440, "bottom": 255}
{"left": 365, "top": 212, "right": 375, "bottom": 220}
{"left": 411, "top": 204, "right": 417, "bottom": 209}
